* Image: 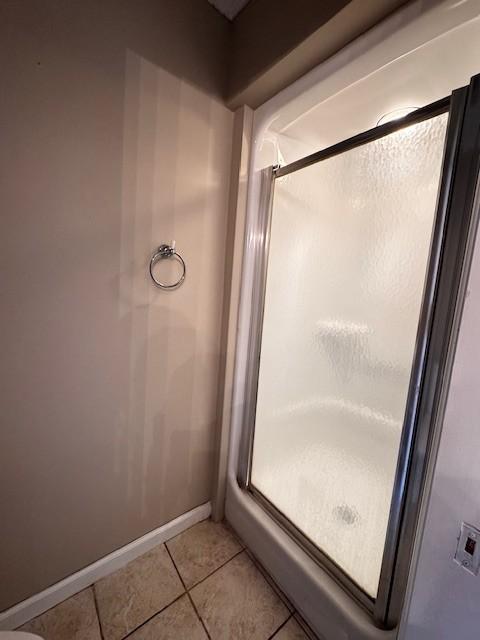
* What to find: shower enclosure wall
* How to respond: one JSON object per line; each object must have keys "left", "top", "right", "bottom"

{"left": 223, "top": 1, "right": 480, "bottom": 638}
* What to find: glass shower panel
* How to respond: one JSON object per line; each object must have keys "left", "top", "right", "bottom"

{"left": 250, "top": 113, "right": 449, "bottom": 598}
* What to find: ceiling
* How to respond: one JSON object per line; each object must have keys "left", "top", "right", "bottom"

{"left": 208, "top": 0, "right": 251, "bottom": 20}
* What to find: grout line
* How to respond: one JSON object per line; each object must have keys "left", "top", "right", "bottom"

{"left": 164, "top": 544, "right": 187, "bottom": 592}
{"left": 164, "top": 543, "right": 212, "bottom": 640}
{"left": 120, "top": 592, "right": 186, "bottom": 640}
{"left": 244, "top": 550, "right": 320, "bottom": 639}
{"left": 185, "top": 591, "right": 212, "bottom": 640}
{"left": 186, "top": 548, "right": 245, "bottom": 591}
{"left": 92, "top": 521, "right": 319, "bottom": 640}
{"left": 164, "top": 518, "right": 246, "bottom": 590}
{"left": 243, "top": 553, "right": 292, "bottom": 637}
{"left": 292, "top": 612, "right": 323, "bottom": 640}
{"left": 90, "top": 524, "right": 244, "bottom": 640}
{"left": 266, "top": 613, "right": 293, "bottom": 640}
{"left": 91, "top": 586, "right": 105, "bottom": 640}
{"left": 245, "top": 549, "right": 294, "bottom": 612}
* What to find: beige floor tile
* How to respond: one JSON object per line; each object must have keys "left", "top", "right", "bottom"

{"left": 94, "top": 544, "right": 184, "bottom": 640}
{"left": 166, "top": 519, "right": 243, "bottom": 588}
{"left": 127, "top": 594, "right": 207, "bottom": 640}
{"left": 19, "top": 588, "right": 101, "bottom": 640}
{"left": 272, "top": 617, "right": 309, "bottom": 640}
{"left": 245, "top": 551, "right": 295, "bottom": 614}
{"left": 190, "top": 551, "right": 289, "bottom": 640}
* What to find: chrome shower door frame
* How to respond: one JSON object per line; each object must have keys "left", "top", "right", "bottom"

{"left": 236, "top": 74, "right": 480, "bottom": 629}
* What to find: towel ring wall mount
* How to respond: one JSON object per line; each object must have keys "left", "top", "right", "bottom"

{"left": 149, "top": 242, "right": 186, "bottom": 290}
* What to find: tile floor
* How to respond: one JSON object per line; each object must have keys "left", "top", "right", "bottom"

{"left": 19, "top": 520, "right": 316, "bottom": 640}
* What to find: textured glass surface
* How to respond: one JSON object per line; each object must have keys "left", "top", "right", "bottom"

{"left": 250, "top": 114, "right": 449, "bottom": 598}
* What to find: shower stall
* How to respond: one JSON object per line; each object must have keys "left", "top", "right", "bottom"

{"left": 223, "top": 2, "right": 480, "bottom": 638}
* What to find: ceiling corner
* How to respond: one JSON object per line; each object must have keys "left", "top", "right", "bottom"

{"left": 208, "top": 0, "right": 251, "bottom": 21}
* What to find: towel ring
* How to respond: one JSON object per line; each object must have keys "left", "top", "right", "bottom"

{"left": 149, "top": 243, "right": 186, "bottom": 290}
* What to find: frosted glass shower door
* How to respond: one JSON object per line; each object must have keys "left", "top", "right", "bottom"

{"left": 249, "top": 113, "right": 450, "bottom": 599}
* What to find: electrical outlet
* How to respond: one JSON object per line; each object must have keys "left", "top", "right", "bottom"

{"left": 454, "top": 522, "right": 480, "bottom": 575}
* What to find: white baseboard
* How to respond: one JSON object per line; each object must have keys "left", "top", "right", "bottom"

{"left": 0, "top": 502, "right": 211, "bottom": 630}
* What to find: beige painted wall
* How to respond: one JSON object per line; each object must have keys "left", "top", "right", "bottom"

{"left": 0, "top": 0, "right": 232, "bottom": 610}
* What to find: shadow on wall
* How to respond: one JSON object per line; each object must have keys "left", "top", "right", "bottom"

{"left": 0, "top": 0, "right": 232, "bottom": 611}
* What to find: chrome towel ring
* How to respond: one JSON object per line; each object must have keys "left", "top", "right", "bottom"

{"left": 149, "top": 242, "right": 186, "bottom": 290}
